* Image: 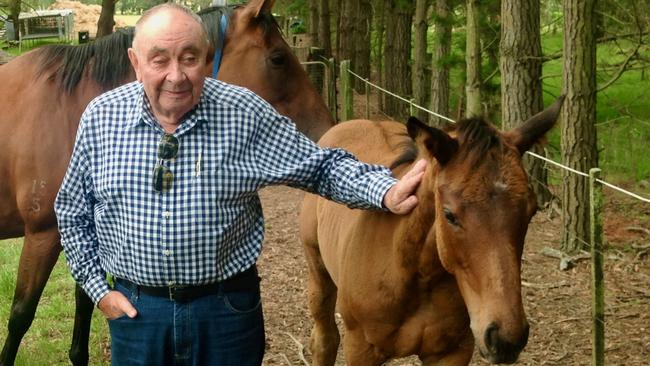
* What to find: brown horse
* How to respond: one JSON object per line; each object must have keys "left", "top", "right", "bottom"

{"left": 299, "top": 97, "right": 564, "bottom": 365}
{"left": 0, "top": 0, "right": 333, "bottom": 365}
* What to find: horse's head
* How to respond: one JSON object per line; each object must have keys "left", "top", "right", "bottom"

{"left": 214, "top": 0, "right": 334, "bottom": 141}
{"left": 407, "top": 97, "right": 564, "bottom": 364}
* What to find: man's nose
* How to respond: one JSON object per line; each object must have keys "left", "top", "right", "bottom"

{"left": 166, "top": 62, "right": 187, "bottom": 83}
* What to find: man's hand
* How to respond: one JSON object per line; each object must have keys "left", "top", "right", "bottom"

{"left": 98, "top": 290, "right": 138, "bottom": 320}
{"left": 383, "top": 159, "right": 427, "bottom": 214}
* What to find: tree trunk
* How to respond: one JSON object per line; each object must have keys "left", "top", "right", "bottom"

{"left": 7, "top": 0, "right": 20, "bottom": 41}
{"left": 375, "top": 0, "right": 387, "bottom": 111}
{"left": 430, "top": 0, "right": 452, "bottom": 127}
{"left": 465, "top": 0, "right": 482, "bottom": 118}
{"left": 309, "top": 0, "right": 319, "bottom": 45}
{"left": 318, "top": 0, "right": 332, "bottom": 57}
{"left": 384, "top": 0, "right": 414, "bottom": 120}
{"left": 339, "top": 0, "right": 356, "bottom": 64}
{"left": 334, "top": 0, "right": 342, "bottom": 58}
{"left": 353, "top": 0, "right": 372, "bottom": 93}
{"left": 413, "top": 0, "right": 429, "bottom": 122}
{"left": 500, "top": 0, "right": 553, "bottom": 207}
{"left": 96, "top": 0, "right": 117, "bottom": 39}
{"left": 561, "top": 0, "right": 599, "bottom": 253}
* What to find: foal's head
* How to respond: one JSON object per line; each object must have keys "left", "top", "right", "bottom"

{"left": 408, "top": 97, "right": 564, "bottom": 364}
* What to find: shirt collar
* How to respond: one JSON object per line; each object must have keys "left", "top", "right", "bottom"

{"left": 125, "top": 83, "right": 209, "bottom": 135}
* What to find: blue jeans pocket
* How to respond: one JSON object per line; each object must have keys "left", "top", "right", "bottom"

{"left": 223, "top": 290, "right": 262, "bottom": 313}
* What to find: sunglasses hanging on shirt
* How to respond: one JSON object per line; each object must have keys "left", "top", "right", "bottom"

{"left": 153, "top": 134, "right": 179, "bottom": 193}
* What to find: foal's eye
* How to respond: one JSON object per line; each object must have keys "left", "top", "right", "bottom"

{"left": 443, "top": 208, "right": 459, "bottom": 226}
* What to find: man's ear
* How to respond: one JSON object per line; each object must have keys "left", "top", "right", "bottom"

{"left": 127, "top": 48, "right": 142, "bottom": 82}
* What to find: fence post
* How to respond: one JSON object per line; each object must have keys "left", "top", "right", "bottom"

{"left": 410, "top": 98, "right": 416, "bottom": 117}
{"left": 328, "top": 57, "right": 338, "bottom": 122}
{"left": 365, "top": 80, "right": 370, "bottom": 119}
{"left": 589, "top": 167, "right": 604, "bottom": 366}
{"left": 340, "top": 60, "right": 353, "bottom": 121}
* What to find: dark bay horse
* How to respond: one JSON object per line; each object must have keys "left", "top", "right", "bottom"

{"left": 299, "top": 97, "right": 564, "bottom": 365}
{"left": 0, "top": 0, "right": 334, "bottom": 364}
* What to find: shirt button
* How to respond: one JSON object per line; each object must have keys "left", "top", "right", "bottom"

{"left": 162, "top": 250, "right": 172, "bottom": 256}
{"left": 163, "top": 211, "right": 172, "bottom": 218}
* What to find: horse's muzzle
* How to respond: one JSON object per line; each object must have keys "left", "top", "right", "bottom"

{"left": 480, "top": 321, "right": 529, "bottom": 364}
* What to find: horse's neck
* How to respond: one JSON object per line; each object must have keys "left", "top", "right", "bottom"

{"left": 390, "top": 165, "right": 445, "bottom": 284}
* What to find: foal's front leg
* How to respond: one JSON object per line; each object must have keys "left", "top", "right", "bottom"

{"left": 342, "top": 328, "right": 387, "bottom": 366}
{"left": 420, "top": 334, "right": 474, "bottom": 366}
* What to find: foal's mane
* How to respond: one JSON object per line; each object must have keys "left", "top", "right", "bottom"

{"left": 35, "top": 27, "right": 135, "bottom": 93}
{"left": 390, "top": 118, "right": 503, "bottom": 169}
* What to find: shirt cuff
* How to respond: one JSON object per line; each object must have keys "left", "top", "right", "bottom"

{"left": 83, "top": 274, "right": 111, "bottom": 305}
{"left": 365, "top": 173, "right": 398, "bottom": 210}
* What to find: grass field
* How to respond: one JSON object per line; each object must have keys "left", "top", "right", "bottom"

{"left": 0, "top": 239, "right": 110, "bottom": 365}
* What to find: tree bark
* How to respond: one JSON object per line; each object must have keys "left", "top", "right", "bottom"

{"left": 384, "top": 0, "right": 414, "bottom": 120}
{"left": 96, "top": 0, "right": 117, "bottom": 39}
{"left": 561, "top": 0, "right": 599, "bottom": 253}
{"left": 7, "top": 0, "right": 20, "bottom": 41}
{"left": 413, "top": 0, "right": 429, "bottom": 122}
{"left": 333, "top": 0, "right": 341, "bottom": 58}
{"left": 353, "top": 0, "right": 372, "bottom": 93}
{"left": 465, "top": 0, "right": 482, "bottom": 118}
{"left": 375, "top": 0, "right": 387, "bottom": 111}
{"left": 430, "top": 0, "right": 452, "bottom": 127}
{"left": 309, "top": 0, "right": 319, "bottom": 45}
{"left": 500, "top": 0, "right": 553, "bottom": 207}
{"left": 317, "top": 0, "right": 332, "bottom": 57}
{"left": 339, "top": 0, "right": 356, "bottom": 64}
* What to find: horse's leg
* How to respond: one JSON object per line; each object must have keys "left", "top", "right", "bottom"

{"left": 0, "top": 229, "right": 61, "bottom": 366}
{"left": 420, "top": 334, "right": 474, "bottom": 366}
{"left": 300, "top": 196, "right": 340, "bottom": 366}
{"left": 341, "top": 328, "right": 385, "bottom": 366}
{"left": 305, "top": 246, "right": 340, "bottom": 366}
{"left": 68, "top": 284, "right": 93, "bottom": 366}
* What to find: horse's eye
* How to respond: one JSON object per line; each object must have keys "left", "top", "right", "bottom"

{"left": 443, "top": 208, "right": 459, "bottom": 226}
{"left": 269, "top": 52, "right": 286, "bottom": 67}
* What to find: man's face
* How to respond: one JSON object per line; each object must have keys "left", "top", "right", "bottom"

{"left": 128, "top": 10, "right": 210, "bottom": 124}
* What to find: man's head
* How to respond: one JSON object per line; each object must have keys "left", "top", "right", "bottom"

{"left": 128, "top": 3, "right": 212, "bottom": 128}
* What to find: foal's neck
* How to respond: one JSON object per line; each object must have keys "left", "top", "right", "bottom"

{"left": 392, "top": 165, "right": 441, "bottom": 280}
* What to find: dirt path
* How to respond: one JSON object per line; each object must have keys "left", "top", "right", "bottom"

{"left": 257, "top": 185, "right": 649, "bottom": 365}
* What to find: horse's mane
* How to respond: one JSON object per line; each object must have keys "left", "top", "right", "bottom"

{"left": 35, "top": 27, "right": 135, "bottom": 93}
{"left": 390, "top": 118, "right": 502, "bottom": 169}
{"left": 200, "top": 4, "right": 280, "bottom": 42}
{"left": 198, "top": 5, "right": 234, "bottom": 52}
{"left": 32, "top": 5, "right": 262, "bottom": 94}
{"left": 455, "top": 117, "right": 502, "bottom": 167}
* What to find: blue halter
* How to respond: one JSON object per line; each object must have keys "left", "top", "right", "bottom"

{"left": 211, "top": 13, "right": 229, "bottom": 78}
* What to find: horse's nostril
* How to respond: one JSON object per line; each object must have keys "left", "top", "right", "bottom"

{"left": 519, "top": 322, "right": 530, "bottom": 348}
{"left": 484, "top": 322, "right": 500, "bottom": 353}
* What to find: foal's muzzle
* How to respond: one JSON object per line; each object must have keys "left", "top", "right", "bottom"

{"left": 480, "top": 321, "right": 529, "bottom": 364}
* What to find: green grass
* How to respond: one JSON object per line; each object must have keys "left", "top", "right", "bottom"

{"left": 0, "top": 239, "right": 110, "bottom": 366}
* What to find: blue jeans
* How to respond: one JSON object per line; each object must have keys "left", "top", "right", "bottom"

{"left": 108, "top": 279, "right": 265, "bottom": 366}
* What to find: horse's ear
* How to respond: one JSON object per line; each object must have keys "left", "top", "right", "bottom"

{"left": 407, "top": 117, "right": 458, "bottom": 165}
{"left": 245, "top": 0, "right": 276, "bottom": 18}
{"left": 505, "top": 95, "right": 565, "bottom": 154}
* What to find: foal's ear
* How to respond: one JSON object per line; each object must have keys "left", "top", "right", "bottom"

{"left": 505, "top": 95, "right": 565, "bottom": 154}
{"left": 246, "top": 0, "right": 276, "bottom": 18}
{"left": 407, "top": 117, "right": 458, "bottom": 165}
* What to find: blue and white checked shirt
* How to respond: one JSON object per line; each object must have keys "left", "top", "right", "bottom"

{"left": 55, "top": 78, "right": 397, "bottom": 304}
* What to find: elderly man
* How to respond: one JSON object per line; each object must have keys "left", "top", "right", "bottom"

{"left": 55, "top": 3, "right": 425, "bottom": 365}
